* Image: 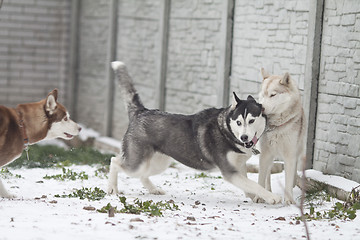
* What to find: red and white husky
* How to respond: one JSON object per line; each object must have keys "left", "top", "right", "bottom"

{"left": 0, "top": 89, "right": 81, "bottom": 198}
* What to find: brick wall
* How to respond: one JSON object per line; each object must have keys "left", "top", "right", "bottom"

{"left": 1, "top": 0, "right": 359, "bottom": 183}
{"left": 111, "top": 0, "right": 226, "bottom": 139}
{"left": 75, "top": 0, "right": 111, "bottom": 134}
{"left": 230, "top": 0, "right": 309, "bottom": 100}
{"left": 0, "top": 0, "right": 71, "bottom": 106}
{"left": 164, "top": 0, "right": 222, "bottom": 113}
{"left": 111, "top": 0, "right": 162, "bottom": 139}
{"left": 164, "top": 0, "right": 223, "bottom": 114}
{"left": 312, "top": 0, "right": 360, "bottom": 182}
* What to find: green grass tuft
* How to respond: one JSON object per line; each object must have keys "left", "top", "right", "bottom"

{"left": 55, "top": 187, "right": 107, "bottom": 201}
{"left": 7, "top": 145, "right": 114, "bottom": 169}
{"left": 193, "top": 172, "right": 222, "bottom": 179}
{"left": 43, "top": 168, "right": 89, "bottom": 181}
{"left": 297, "top": 184, "right": 360, "bottom": 221}
{"left": 0, "top": 168, "right": 22, "bottom": 179}
{"left": 97, "top": 196, "right": 179, "bottom": 217}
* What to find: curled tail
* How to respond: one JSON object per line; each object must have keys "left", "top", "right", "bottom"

{"left": 111, "top": 61, "right": 145, "bottom": 119}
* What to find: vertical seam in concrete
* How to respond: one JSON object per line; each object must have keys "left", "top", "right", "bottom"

{"left": 217, "top": 0, "right": 234, "bottom": 107}
{"left": 156, "top": 0, "right": 171, "bottom": 111}
{"left": 104, "top": 0, "right": 118, "bottom": 136}
{"left": 68, "top": 0, "right": 80, "bottom": 120}
{"left": 304, "top": 0, "right": 324, "bottom": 169}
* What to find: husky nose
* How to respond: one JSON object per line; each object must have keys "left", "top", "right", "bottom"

{"left": 240, "top": 134, "right": 248, "bottom": 142}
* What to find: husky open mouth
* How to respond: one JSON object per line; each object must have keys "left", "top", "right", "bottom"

{"left": 64, "top": 132, "right": 74, "bottom": 138}
{"left": 244, "top": 135, "right": 257, "bottom": 148}
{"left": 244, "top": 135, "right": 258, "bottom": 148}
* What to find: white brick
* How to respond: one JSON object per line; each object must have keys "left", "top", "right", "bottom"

{"left": 341, "top": 14, "right": 356, "bottom": 25}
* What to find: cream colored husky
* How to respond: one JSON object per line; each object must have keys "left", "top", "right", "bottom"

{"left": 255, "top": 69, "right": 306, "bottom": 204}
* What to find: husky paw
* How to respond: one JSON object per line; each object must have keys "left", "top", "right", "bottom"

{"left": 253, "top": 194, "right": 282, "bottom": 205}
{"left": 107, "top": 186, "right": 119, "bottom": 195}
{"left": 246, "top": 193, "right": 256, "bottom": 200}
{"left": 0, "top": 193, "right": 16, "bottom": 199}
{"left": 266, "top": 194, "right": 282, "bottom": 205}
{"left": 149, "top": 188, "right": 166, "bottom": 195}
{"left": 252, "top": 195, "right": 265, "bottom": 203}
{"left": 284, "top": 197, "right": 296, "bottom": 205}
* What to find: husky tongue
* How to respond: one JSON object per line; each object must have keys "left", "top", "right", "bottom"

{"left": 251, "top": 135, "right": 258, "bottom": 146}
{"left": 245, "top": 136, "right": 258, "bottom": 148}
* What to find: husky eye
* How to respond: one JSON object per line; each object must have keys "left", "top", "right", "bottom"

{"left": 270, "top": 93, "right": 277, "bottom": 98}
{"left": 64, "top": 117, "right": 68, "bottom": 121}
{"left": 249, "top": 119, "right": 255, "bottom": 124}
{"left": 236, "top": 121, "right": 242, "bottom": 126}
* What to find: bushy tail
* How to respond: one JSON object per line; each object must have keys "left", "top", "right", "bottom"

{"left": 111, "top": 61, "right": 144, "bottom": 119}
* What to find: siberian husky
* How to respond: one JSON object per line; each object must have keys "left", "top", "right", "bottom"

{"left": 0, "top": 89, "right": 81, "bottom": 198}
{"left": 255, "top": 69, "right": 306, "bottom": 204}
{"left": 108, "top": 61, "right": 282, "bottom": 204}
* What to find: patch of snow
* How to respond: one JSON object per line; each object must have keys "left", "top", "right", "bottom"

{"left": 96, "top": 136, "right": 121, "bottom": 150}
{"left": 303, "top": 169, "right": 360, "bottom": 193}
{"left": 36, "top": 139, "right": 69, "bottom": 149}
{"left": 78, "top": 124, "right": 101, "bottom": 141}
{"left": 247, "top": 155, "right": 260, "bottom": 165}
{"left": 1, "top": 163, "right": 360, "bottom": 239}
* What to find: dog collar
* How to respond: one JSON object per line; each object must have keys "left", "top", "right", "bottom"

{"left": 16, "top": 110, "right": 30, "bottom": 160}
{"left": 246, "top": 135, "right": 260, "bottom": 155}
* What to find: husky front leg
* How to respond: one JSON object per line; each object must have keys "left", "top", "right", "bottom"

{"left": 254, "top": 147, "right": 275, "bottom": 203}
{"left": 223, "top": 172, "right": 282, "bottom": 204}
{"left": 108, "top": 156, "right": 122, "bottom": 194}
{"left": 227, "top": 152, "right": 255, "bottom": 200}
{"left": 0, "top": 179, "right": 14, "bottom": 198}
{"left": 283, "top": 153, "right": 298, "bottom": 205}
{"left": 259, "top": 149, "right": 275, "bottom": 191}
{"left": 238, "top": 163, "right": 255, "bottom": 200}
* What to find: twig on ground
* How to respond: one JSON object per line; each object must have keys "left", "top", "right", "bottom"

{"left": 299, "top": 156, "right": 311, "bottom": 240}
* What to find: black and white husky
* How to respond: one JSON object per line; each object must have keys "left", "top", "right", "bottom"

{"left": 108, "top": 61, "right": 281, "bottom": 204}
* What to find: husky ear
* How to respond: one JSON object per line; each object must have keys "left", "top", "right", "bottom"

{"left": 247, "top": 95, "right": 255, "bottom": 101}
{"left": 280, "top": 72, "right": 290, "bottom": 85}
{"left": 233, "top": 92, "right": 241, "bottom": 103}
{"left": 260, "top": 68, "right": 270, "bottom": 81}
{"left": 50, "top": 88, "right": 58, "bottom": 101}
{"left": 231, "top": 92, "right": 241, "bottom": 110}
{"left": 46, "top": 89, "right": 58, "bottom": 115}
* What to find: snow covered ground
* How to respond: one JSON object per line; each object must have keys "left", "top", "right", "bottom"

{"left": 1, "top": 131, "right": 360, "bottom": 240}
{"left": 1, "top": 157, "right": 360, "bottom": 240}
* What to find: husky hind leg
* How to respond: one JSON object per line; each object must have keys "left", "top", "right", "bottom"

{"left": 108, "top": 155, "right": 123, "bottom": 194}
{"left": 140, "top": 152, "right": 171, "bottom": 195}
{"left": 0, "top": 179, "right": 15, "bottom": 198}
{"left": 108, "top": 150, "right": 171, "bottom": 195}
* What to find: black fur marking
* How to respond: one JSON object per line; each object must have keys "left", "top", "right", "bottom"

{"left": 231, "top": 95, "right": 263, "bottom": 120}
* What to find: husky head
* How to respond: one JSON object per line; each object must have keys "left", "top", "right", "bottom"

{"left": 259, "top": 68, "right": 301, "bottom": 116}
{"left": 44, "top": 89, "right": 81, "bottom": 140}
{"left": 228, "top": 93, "right": 266, "bottom": 148}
